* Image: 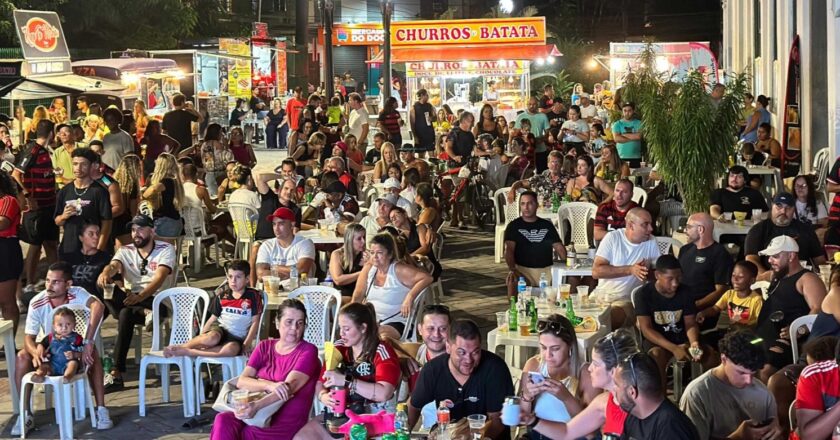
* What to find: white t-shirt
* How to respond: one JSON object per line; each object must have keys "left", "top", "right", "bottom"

{"left": 368, "top": 197, "right": 416, "bottom": 220}
{"left": 256, "top": 234, "right": 316, "bottom": 267}
{"left": 229, "top": 187, "right": 260, "bottom": 213}
{"left": 25, "top": 286, "right": 94, "bottom": 338}
{"left": 595, "top": 228, "right": 661, "bottom": 302}
{"left": 795, "top": 199, "right": 827, "bottom": 225}
{"left": 579, "top": 104, "right": 598, "bottom": 120}
{"left": 114, "top": 241, "right": 177, "bottom": 293}
{"left": 348, "top": 107, "right": 370, "bottom": 144}
{"left": 561, "top": 119, "right": 590, "bottom": 143}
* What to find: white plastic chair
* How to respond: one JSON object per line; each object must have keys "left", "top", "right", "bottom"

{"left": 556, "top": 202, "right": 598, "bottom": 247}
{"left": 194, "top": 290, "right": 269, "bottom": 415}
{"left": 631, "top": 186, "right": 647, "bottom": 206}
{"left": 182, "top": 205, "right": 221, "bottom": 274}
{"left": 493, "top": 187, "right": 513, "bottom": 263}
{"left": 20, "top": 304, "right": 101, "bottom": 440}
{"left": 813, "top": 147, "right": 830, "bottom": 199}
{"left": 654, "top": 236, "right": 682, "bottom": 256}
{"left": 401, "top": 288, "right": 430, "bottom": 342}
{"left": 132, "top": 238, "right": 182, "bottom": 365}
{"left": 288, "top": 286, "right": 343, "bottom": 350}
{"left": 229, "top": 203, "right": 258, "bottom": 261}
{"left": 138, "top": 287, "right": 210, "bottom": 418}
{"left": 789, "top": 314, "right": 818, "bottom": 363}
{"left": 430, "top": 232, "right": 445, "bottom": 303}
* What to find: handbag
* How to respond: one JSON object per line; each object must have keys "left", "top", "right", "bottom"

{"left": 211, "top": 377, "right": 285, "bottom": 428}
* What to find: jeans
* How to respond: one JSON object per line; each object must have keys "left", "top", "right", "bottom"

{"left": 104, "top": 286, "right": 157, "bottom": 372}
{"left": 266, "top": 124, "right": 288, "bottom": 149}
{"left": 154, "top": 216, "right": 183, "bottom": 238}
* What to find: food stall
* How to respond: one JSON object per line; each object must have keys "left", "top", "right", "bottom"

{"left": 365, "top": 17, "right": 559, "bottom": 119}
{"left": 608, "top": 41, "right": 720, "bottom": 87}
{"left": 71, "top": 57, "right": 183, "bottom": 118}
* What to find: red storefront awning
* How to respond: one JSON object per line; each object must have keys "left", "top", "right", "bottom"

{"left": 366, "top": 44, "right": 561, "bottom": 64}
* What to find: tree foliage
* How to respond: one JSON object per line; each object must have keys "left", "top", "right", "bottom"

{"left": 621, "top": 43, "right": 749, "bottom": 214}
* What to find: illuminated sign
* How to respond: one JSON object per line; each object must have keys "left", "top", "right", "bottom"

{"left": 331, "top": 24, "right": 385, "bottom": 46}
{"left": 392, "top": 17, "right": 545, "bottom": 48}
{"left": 13, "top": 10, "right": 71, "bottom": 60}
{"left": 406, "top": 60, "right": 527, "bottom": 77}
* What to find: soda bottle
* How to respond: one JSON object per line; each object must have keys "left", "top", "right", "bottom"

{"left": 529, "top": 300, "right": 538, "bottom": 334}
{"left": 508, "top": 296, "right": 518, "bottom": 332}
{"left": 394, "top": 402, "right": 408, "bottom": 433}
{"left": 289, "top": 265, "right": 299, "bottom": 289}
{"left": 567, "top": 243, "right": 576, "bottom": 267}
{"left": 566, "top": 295, "right": 579, "bottom": 326}
{"left": 538, "top": 273, "right": 548, "bottom": 302}
{"left": 551, "top": 192, "right": 560, "bottom": 213}
{"left": 323, "top": 275, "right": 334, "bottom": 288}
{"left": 102, "top": 351, "right": 113, "bottom": 373}
{"left": 349, "top": 423, "right": 368, "bottom": 440}
{"left": 437, "top": 401, "right": 450, "bottom": 434}
{"left": 517, "top": 276, "right": 527, "bottom": 297}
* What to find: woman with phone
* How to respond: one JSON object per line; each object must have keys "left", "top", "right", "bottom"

{"left": 520, "top": 329, "right": 639, "bottom": 439}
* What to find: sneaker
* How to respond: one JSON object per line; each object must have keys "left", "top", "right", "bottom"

{"left": 103, "top": 372, "right": 124, "bottom": 391}
{"left": 10, "top": 412, "right": 33, "bottom": 436}
{"left": 144, "top": 311, "right": 153, "bottom": 331}
{"left": 95, "top": 406, "right": 113, "bottom": 430}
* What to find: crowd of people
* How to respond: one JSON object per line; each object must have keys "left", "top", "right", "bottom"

{"left": 2, "top": 78, "right": 840, "bottom": 440}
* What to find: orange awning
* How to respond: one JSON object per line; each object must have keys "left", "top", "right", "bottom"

{"left": 366, "top": 44, "right": 561, "bottom": 64}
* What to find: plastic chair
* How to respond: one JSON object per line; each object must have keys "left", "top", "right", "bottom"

{"left": 138, "top": 287, "right": 210, "bottom": 418}
{"left": 194, "top": 291, "right": 269, "bottom": 415}
{"left": 556, "top": 202, "right": 598, "bottom": 247}
{"left": 229, "top": 203, "right": 258, "bottom": 261}
{"left": 789, "top": 314, "right": 818, "bottom": 363}
{"left": 493, "top": 187, "right": 513, "bottom": 263}
{"left": 631, "top": 186, "right": 647, "bottom": 206}
{"left": 813, "top": 147, "right": 830, "bottom": 200}
{"left": 20, "top": 304, "right": 101, "bottom": 440}
{"left": 654, "top": 236, "right": 682, "bottom": 256}
{"left": 181, "top": 205, "right": 221, "bottom": 274}
{"left": 401, "top": 288, "right": 430, "bottom": 342}
{"left": 288, "top": 286, "right": 343, "bottom": 350}
{"left": 430, "top": 232, "right": 445, "bottom": 303}
{"left": 132, "top": 238, "right": 182, "bottom": 365}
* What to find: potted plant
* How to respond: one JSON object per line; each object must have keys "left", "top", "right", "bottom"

{"left": 619, "top": 43, "right": 749, "bottom": 214}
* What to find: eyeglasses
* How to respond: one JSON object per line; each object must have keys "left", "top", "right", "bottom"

{"left": 537, "top": 318, "right": 572, "bottom": 338}
{"left": 794, "top": 184, "right": 808, "bottom": 189}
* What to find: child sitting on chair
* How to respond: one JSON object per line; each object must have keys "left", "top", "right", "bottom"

{"left": 164, "top": 260, "right": 263, "bottom": 358}
{"left": 32, "top": 307, "right": 84, "bottom": 382}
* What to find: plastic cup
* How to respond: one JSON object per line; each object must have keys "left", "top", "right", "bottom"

{"left": 559, "top": 284, "right": 571, "bottom": 301}
{"left": 496, "top": 312, "right": 508, "bottom": 333}
{"left": 102, "top": 283, "right": 114, "bottom": 300}
{"left": 263, "top": 276, "right": 281, "bottom": 296}
{"left": 752, "top": 209, "right": 763, "bottom": 221}
{"left": 723, "top": 212, "right": 733, "bottom": 222}
{"left": 231, "top": 389, "right": 250, "bottom": 413}
{"left": 468, "top": 414, "right": 487, "bottom": 438}
{"left": 577, "top": 286, "right": 589, "bottom": 307}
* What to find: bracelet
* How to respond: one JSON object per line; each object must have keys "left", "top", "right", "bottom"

{"left": 349, "top": 379, "right": 357, "bottom": 395}
{"left": 529, "top": 416, "right": 540, "bottom": 429}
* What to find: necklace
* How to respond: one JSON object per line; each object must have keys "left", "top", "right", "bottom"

{"left": 73, "top": 183, "right": 91, "bottom": 197}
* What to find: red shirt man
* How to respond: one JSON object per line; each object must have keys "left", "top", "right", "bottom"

{"left": 285, "top": 87, "right": 307, "bottom": 132}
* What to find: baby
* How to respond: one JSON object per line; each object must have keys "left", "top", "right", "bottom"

{"left": 33, "top": 307, "right": 84, "bottom": 382}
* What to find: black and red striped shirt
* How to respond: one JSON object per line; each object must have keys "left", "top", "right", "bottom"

{"left": 15, "top": 141, "right": 56, "bottom": 208}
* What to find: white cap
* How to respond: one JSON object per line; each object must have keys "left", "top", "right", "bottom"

{"left": 376, "top": 194, "right": 399, "bottom": 206}
{"left": 383, "top": 177, "right": 401, "bottom": 190}
{"left": 758, "top": 235, "right": 799, "bottom": 256}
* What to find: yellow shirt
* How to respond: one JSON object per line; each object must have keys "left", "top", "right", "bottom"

{"left": 714, "top": 289, "right": 764, "bottom": 327}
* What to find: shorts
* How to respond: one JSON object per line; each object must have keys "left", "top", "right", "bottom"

{"left": 515, "top": 265, "right": 553, "bottom": 287}
{"left": 20, "top": 207, "right": 59, "bottom": 245}
{"left": 0, "top": 238, "right": 23, "bottom": 282}
{"left": 207, "top": 323, "right": 245, "bottom": 347}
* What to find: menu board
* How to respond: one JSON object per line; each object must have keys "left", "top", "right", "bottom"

{"left": 200, "top": 96, "right": 230, "bottom": 127}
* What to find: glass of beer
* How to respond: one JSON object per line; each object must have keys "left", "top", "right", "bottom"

{"left": 559, "top": 284, "right": 572, "bottom": 302}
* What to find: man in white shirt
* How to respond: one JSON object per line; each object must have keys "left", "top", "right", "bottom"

{"left": 592, "top": 207, "right": 661, "bottom": 329}
{"left": 96, "top": 214, "right": 176, "bottom": 387}
{"left": 347, "top": 92, "right": 370, "bottom": 148}
{"left": 13, "top": 262, "right": 112, "bottom": 435}
{"left": 578, "top": 94, "right": 598, "bottom": 122}
{"left": 101, "top": 107, "right": 135, "bottom": 172}
{"left": 255, "top": 207, "right": 316, "bottom": 281}
{"left": 384, "top": 177, "right": 416, "bottom": 218}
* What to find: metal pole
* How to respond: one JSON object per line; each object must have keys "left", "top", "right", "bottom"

{"left": 323, "top": 0, "right": 334, "bottom": 97}
{"left": 381, "top": 0, "right": 392, "bottom": 102}
{"left": 258, "top": 0, "right": 263, "bottom": 23}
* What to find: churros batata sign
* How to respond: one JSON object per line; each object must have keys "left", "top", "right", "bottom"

{"left": 391, "top": 17, "right": 545, "bottom": 48}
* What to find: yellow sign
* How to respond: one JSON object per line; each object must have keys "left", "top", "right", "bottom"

{"left": 406, "top": 60, "right": 526, "bottom": 77}
{"left": 219, "top": 38, "right": 251, "bottom": 99}
{"left": 391, "top": 17, "right": 545, "bottom": 48}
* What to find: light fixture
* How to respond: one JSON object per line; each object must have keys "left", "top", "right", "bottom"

{"left": 587, "top": 58, "right": 599, "bottom": 70}
{"left": 655, "top": 56, "right": 669, "bottom": 72}
{"left": 609, "top": 57, "right": 623, "bottom": 71}
{"left": 499, "top": 0, "right": 514, "bottom": 14}
{"left": 536, "top": 57, "right": 545, "bottom": 66}
{"left": 547, "top": 56, "right": 555, "bottom": 64}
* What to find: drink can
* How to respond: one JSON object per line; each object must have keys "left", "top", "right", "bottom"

{"left": 396, "top": 432, "right": 410, "bottom": 440}
{"left": 381, "top": 434, "right": 396, "bottom": 440}
{"left": 349, "top": 423, "right": 368, "bottom": 440}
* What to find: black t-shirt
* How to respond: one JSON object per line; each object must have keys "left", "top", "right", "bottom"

{"left": 446, "top": 127, "right": 475, "bottom": 168}
{"left": 154, "top": 178, "right": 180, "bottom": 220}
{"left": 744, "top": 218, "right": 825, "bottom": 268}
{"left": 229, "top": 108, "right": 247, "bottom": 126}
{"left": 411, "top": 350, "right": 514, "bottom": 430}
{"left": 622, "top": 398, "right": 700, "bottom": 440}
{"left": 412, "top": 102, "right": 436, "bottom": 146}
{"left": 54, "top": 181, "right": 113, "bottom": 255}
{"left": 249, "top": 96, "right": 264, "bottom": 112}
{"left": 162, "top": 109, "right": 199, "bottom": 150}
{"left": 709, "top": 187, "right": 768, "bottom": 218}
{"left": 677, "top": 242, "right": 733, "bottom": 302}
{"left": 503, "top": 217, "right": 561, "bottom": 269}
{"left": 63, "top": 249, "right": 112, "bottom": 299}
{"left": 365, "top": 147, "right": 381, "bottom": 165}
{"left": 545, "top": 110, "right": 566, "bottom": 126}
{"left": 633, "top": 282, "right": 697, "bottom": 345}
{"left": 255, "top": 190, "right": 301, "bottom": 240}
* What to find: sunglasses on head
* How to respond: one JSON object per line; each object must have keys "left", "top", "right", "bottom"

{"left": 621, "top": 352, "right": 644, "bottom": 389}
{"left": 537, "top": 318, "right": 571, "bottom": 337}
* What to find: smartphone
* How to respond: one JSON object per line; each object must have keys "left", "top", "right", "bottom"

{"left": 528, "top": 372, "right": 545, "bottom": 384}
{"left": 0, "top": 160, "right": 12, "bottom": 173}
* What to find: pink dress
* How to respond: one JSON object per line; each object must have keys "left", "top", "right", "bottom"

{"left": 210, "top": 339, "right": 321, "bottom": 440}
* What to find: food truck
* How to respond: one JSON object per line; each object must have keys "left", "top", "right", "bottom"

{"left": 71, "top": 57, "right": 183, "bottom": 117}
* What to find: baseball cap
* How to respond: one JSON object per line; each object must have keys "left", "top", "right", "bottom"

{"left": 383, "top": 178, "right": 401, "bottom": 190}
{"left": 334, "top": 141, "right": 348, "bottom": 153}
{"left": 267, "top": 207, "right": 296, "bottom": 222}
{"left": 773, "top": 192, "right": 795, "bottom": 207}
{"left": 129, "top": 214, "right": 154, "bottom": 229}
{"left": 758, "top": 235, "right": 799, "bottom": 256}
{"left": 376, "top": 194, "right": 399, "bottom": 206}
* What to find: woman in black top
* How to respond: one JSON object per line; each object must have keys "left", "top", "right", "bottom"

{"left": 229, "top": 98, "right": 249, "bottom": 127}
{"left": 112, "top": 154, "right": 142, "bottom": 246}
{"left": 377, "top": 97, "right": 403, "bottom": 147}
{"left": 473, "top": 103, "right": 498, "bottom": 139}
{"left": 142, "top": 153, "right": 184, "bottom": 237}
{"left": 64, "top": 222, "right": 112, "bottom": 304}
{"left": 329, "top": 223, "right": 367, "bottom": 297}
{"left": 390, "top": 206, "right": 441, "bottom": 280}
{"left": 264, "top": 98, "right": 288, "bottom": 150}
{"left": 292, "top": 130, "right": 325, "bottom": 178}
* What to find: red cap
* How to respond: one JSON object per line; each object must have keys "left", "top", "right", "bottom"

{"left": 267, "top": 207, "right": 295, "bottom": 222}
{"left": 335, "top": 141, "right": 348, "bottom": 153}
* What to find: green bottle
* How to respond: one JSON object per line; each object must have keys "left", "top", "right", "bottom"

{"left": 566, "top": 296, "right": 580, "bottom": 326}
{"left": 551, "top": 192, "right": 560, "bottom": 213}
{"left": 529, "top": 299, "right": 538, "bottom": 334}
{"left": 509, "top": 296, "right": 518, "bottom": 332}
{"left": 349, "top": 423, "right": 368, "bottom": 440}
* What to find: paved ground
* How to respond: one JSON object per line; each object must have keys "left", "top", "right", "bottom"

{"left": 0, "top": 212, "right": 507, "bottom": 438}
